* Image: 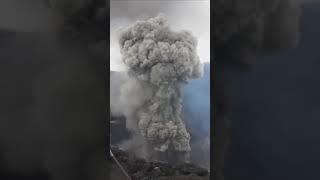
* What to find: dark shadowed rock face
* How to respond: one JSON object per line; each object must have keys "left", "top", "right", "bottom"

{"left": 110, "top": 116, "right": 131, "bottom": 145}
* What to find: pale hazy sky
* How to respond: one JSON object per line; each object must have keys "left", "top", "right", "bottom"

{"left": 110, "top": 0, "right": 210, "bottom": 71}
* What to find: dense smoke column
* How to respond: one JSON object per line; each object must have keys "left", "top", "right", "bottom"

{"left": 118, "top": 14, "right": 203, "bottom": 159}
{"left": 213, "top": 0, "right": 301, "bottom": 179}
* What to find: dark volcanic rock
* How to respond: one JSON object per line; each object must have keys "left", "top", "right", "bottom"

{"left": 110, "top": 147, "right": 210, "bottom": 180}
{"left": 110, "top": 116, "right": 131, "bottom": 144}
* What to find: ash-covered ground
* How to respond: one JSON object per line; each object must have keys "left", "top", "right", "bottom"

{"left": 109, "top": 146, "right": 209, "bottom": 180}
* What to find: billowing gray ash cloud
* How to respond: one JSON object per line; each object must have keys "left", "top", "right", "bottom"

{"left": 118, "top": 14, "right": 203, "bottom": 157}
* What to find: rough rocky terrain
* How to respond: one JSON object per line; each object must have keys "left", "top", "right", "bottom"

{"left": 109, "top": 146, "right": 210, "bottom": 180}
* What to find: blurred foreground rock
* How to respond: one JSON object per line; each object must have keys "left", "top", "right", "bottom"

{"left": 109, "top": 146, "right": 210, "bottom": 180}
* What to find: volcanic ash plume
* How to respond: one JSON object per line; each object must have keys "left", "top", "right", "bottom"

{"left": 118, "top": 14, "right": 203, "bottom": 155}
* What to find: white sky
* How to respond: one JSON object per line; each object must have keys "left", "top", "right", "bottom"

{"left": 110, "top": 0, "right": 210, "bottom": 71}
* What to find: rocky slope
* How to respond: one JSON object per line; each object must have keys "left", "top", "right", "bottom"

{"left": 109, "top": 146, "right": 210, "bottom": 180}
